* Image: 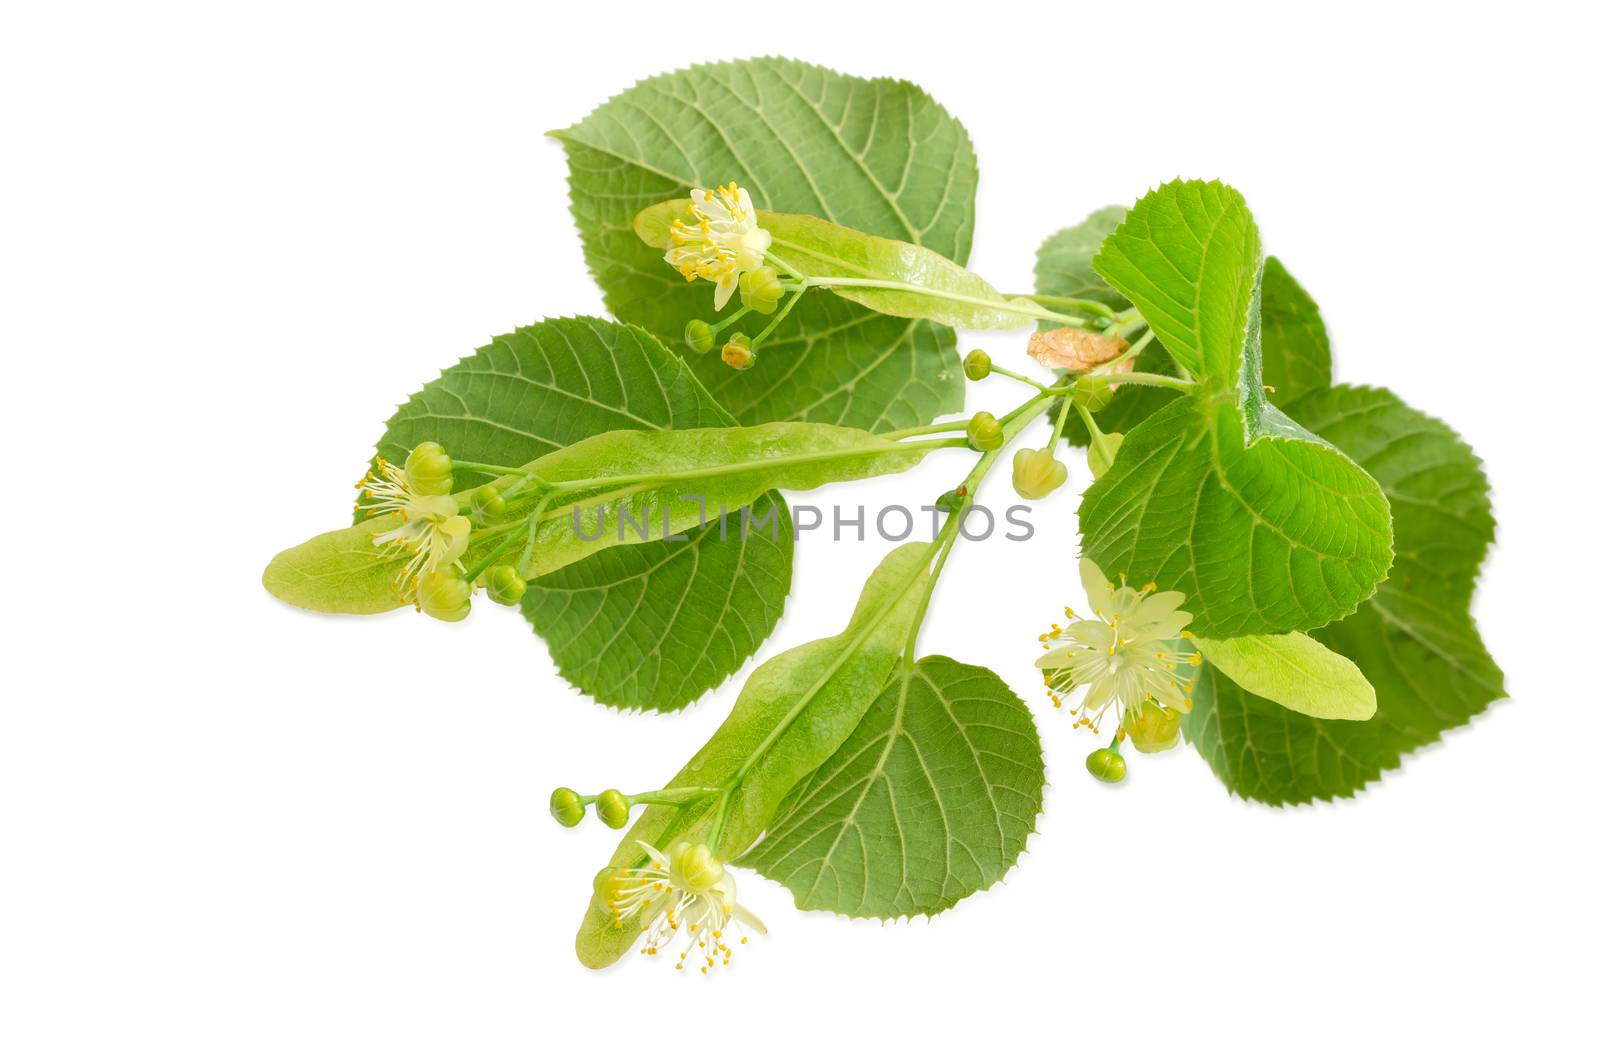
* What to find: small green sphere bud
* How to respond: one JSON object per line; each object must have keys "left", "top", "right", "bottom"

{"left": 962, "top": 350, "right": 991, "bottom": 381}
{"left": 1124, "top": 702, "right": 1183, "bottom": 754}
{"left": 1074, "top": 375, "right": 1117, "bottom": 413}
{"left": 404, "top": 441, "right": 454, "bottom": 496}
{"left": 1085, "top": 747, "right": 1127, "bottom": 784}
{"left": 966, "top": 411, "right": 1004, "bottom": 451}
{"left": 596, "top": 789, "right": 630, "bottom": 829}
{"left": 667, "top": 841, "right": 725, "bottom": 894}
{"left": 482, "top": 564, "right": 528, "bottom": 606}
{"left": 549, "top": 787, "right": 585, "bottom": 827}
{"left": 722, "top": 333, "right": 756, "bottom": 370}
{"left": 684, "top": 319, "right": 716, "bottom": 355}
{"left": 1012, "top": 447, "right": 1069, "bottom": 500}
{"left": 415, "top": 570, "right": 472, "bottom": 622}
{"left": 935, "top": 485, "right": 969, "bottom": 514}
{"left": 739, "top": 266, "right": 785, "bottom": 315}
{"left": 471, "top": 485, "right": 507, "bottom": 524}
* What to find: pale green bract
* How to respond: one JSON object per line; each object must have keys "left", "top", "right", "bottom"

{"left": 1078, "top": 182, "right": 1394, "bottom": 637}
{"left": 745, "top": 656, "right": 1043, "bottom": 918}
{"left": 1185, "top": 385, "right": 1504, "bottom": 803}
{"left": 637, "top": 201, "right": 1053, "bottom": 329}
{"left": 263, "top": 422, "right": 950, "bottom": 616}
{"left": 1192, "top": 633, "right": 1375, "bottom": 721}
{"left": 575, "top": 544, "right": 938, "bottom": 968}
{"left": 368, "top": 316, "right": 794, "bottom": 712}
{"left": 554, "top": 57, "right": 975, "bottom": 431}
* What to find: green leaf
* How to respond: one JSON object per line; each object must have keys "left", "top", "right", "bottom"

{"left": 744, "top": 656, "right": 1043, "bottom": 918}
{"left": 1079, "top": 394, "right": 1392, "bottom": 637}
{"left": 1259, "top": 257, "right": 1332, "bottom": 405}
{"left": 1092, "top": 180, "right": 1259, "bottom": 387}
{"left": 555, "top": 57, "right": 974, "bottom": 431}
{"left": 637, "top": 202, "right": 1050, "bottom": 329}
{"left": 1184, "top": 386, "right": 1504, "bottom": 803}
{"left": 357, "top": 316, "right": 792, "bottom": 710}
{"left": 1077, "top": 182, "right": 1393, "bottom": 636}
{"left": 1034, "top": 204, "right": 1129, "bottom": 308}
{"left": 574, "top": 543, "right": 939, "bottom": 967}
{"left": 266, "top": 422, "right": 948, "bottom": 617}
{"left": 519, "top": 497, "right": 792, "bottom": 712}
{"left": 1191, "top": 632, "right": 1376, "bottom": 721}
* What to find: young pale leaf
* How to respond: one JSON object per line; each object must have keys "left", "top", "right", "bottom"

{"left": 1093, "top": 180, "right": 1260, "bottom": 388}
{"left": 266, "top": 423, "right": 949, "bottom": 616}
{"left": 1184, "top": 386, "right": 1504, "bottom": 803}
{"left": 743, "top": 656, "right": 1043, "bottom": 918}
{"left": 637, "top": 202, "right": 1051, "bottom": 329}
{"left": 574, "top": 543, "right": 938, "bottom": 968}
{"left": 368, "top": 316, "right": 793, "bottom": 710}
{"left": 1078, "top": 182, "right": 1391, "bottom": 635}
{"left": 555, "top": 57, "right": 973, "bottom": 430}
{"left": 1191, "top": 633, "right": 1375, "bottom": 721}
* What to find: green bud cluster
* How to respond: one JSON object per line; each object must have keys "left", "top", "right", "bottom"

{"left": 595, "top": 788, "right": 631, "bottom": 829}
{"left": 549, "top": 787, "right": 585, "bottom": 828}
{"left": 471, "top": 485, "right": 507, "bottom": 524}
{"left": 404, "top": 441, "right": 453, "bottom": 495}
{"left": 739, "top": 267, "right": 785, "bottom": 314}
{"left": 416, "top": 570, "right": 471, "bottom": 622}
{"left": 966, "top": 411, "right": 1003, "bottom": 451}
{"left": 722, "top": 333, "right": 756, "bottom": 370}
{"left": 482, "top": 565, "right": 528, "bottom": 606}
{"left": 683, "top": 319, "right": 716, "bottom": 355}
{"left": 1012, "top": 448, "right": 1068, "bottom": 500}
{"left": 1085, "top": 746, "right": 1127, "bottom": 783}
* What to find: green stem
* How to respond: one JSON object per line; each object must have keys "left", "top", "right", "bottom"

{"left": 988, "top": 363, "right": 1049, "bottom": 391}
{"left": 749, "top": 283, "right": 807, "bottom": 348}
{"left": 1096, "top": 371, "right": 1195, "bottom": 392}
{"left": 881, "top": 418, "right": 970, "bottom": 441}
{"left": 625, "top": 787, "right": 720, "bottom": 807}
{"left": 1021, "top": 294, "right": 1119, "bottom": 319}
{"left": 1047, "top": 391, "right": 1072, "bottom": 452}
{"left": 712, "top": 305, "right": 751, "bottom": 333}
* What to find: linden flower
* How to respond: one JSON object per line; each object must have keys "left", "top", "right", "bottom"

{"left": 357, "top": 459, "right": 471, "bottom": 600}
{"left": 1035, "top": 559, "right": 1201, "bottom": 734}
{"left": 664, "top": 182, "right": 773, "bottom": 310}
{"left": 605, "top": 840, "right": 767, "bottom": 974}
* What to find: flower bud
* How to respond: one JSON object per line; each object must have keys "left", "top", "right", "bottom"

{"left": 1012, "top": 448, "right": 1068, "bottom": 500}
{"left": 721, "top": 333, "right": 756, "bottom": 370}
{"left": 549, "top": 787, "right": 585, "bottom": 827}
{"left": 415, "top": 570, "right": 472, "bottom": 622}
{"left": 471, "top": 485, "right": 507, "bottom": 524}
{"left": 482, "top": 564, "right": 528, "bottom": 606}
{"left": 404, "top": 441, "right": 454, "bottom": 496}
{"left": 684, "top": 319, "right": 716, "bottom": 355}
{"left": 739, "top": 266, "right": 785, "bottom": 315}
{"left": 1124, "top": 702, "right": 1183, "bottom": 754}
{"left": 965, "top": 411, "right": 1004, "bottom": 451}
{"left": 1085, "top": 746, "right": 1127, "bottom": 784}
{"left": 668, "top": 841, "right": 725, "bottom": 894}
{"left": 596, "top": 789, "right": 630, "bottom": 829}
{"left": 963, "top": 350, "right": 991, "bottom": 380}
{"left": 935, "top": 485, "right": 969, "bottom": 514}
{"left": 1074, "top": 376, "right": 1117, "bottom": 413}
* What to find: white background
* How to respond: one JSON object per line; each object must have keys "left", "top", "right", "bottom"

{"left": 3, "top": 1, "right": 1596, "bottom": 1033}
